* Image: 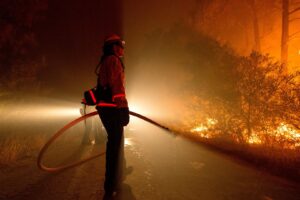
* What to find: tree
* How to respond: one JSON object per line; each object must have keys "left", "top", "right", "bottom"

{"left": 281, "top": 0, "right": 290, "bottom": 67}
{"left": 247, "top": 0, "right": 261, "bottom": 52}
{"left": 190, "top": 0, "right": 277, "bottom": 55}
{"left": 234, "top": 52, "right": 300, "bottom": 143}
{"left": 0, "top": 0, "right": 47, "bottom": 93}
{"left": 281, "top": 0, "right": 300, "bottom": 68}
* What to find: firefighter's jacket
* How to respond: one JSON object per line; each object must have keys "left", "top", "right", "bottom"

{"left": 97, "top": 55, "right": 128, "bottom": 108}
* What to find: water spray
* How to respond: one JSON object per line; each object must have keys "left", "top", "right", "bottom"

{"left": 37, "top": 110, "right": 174, "bottom": 172}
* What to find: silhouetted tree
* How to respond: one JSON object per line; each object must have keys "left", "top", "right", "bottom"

{"left": 247, "top": 0, "right": 261, "bottom": 52}
{"left": 0, "top": 0, "right": 47, "bottom": 94}
{"left": 190, "top": 0, "right": 277, "bottom": 55}
{"left": 281, "top": 0, "right": 300, "bottom": 68}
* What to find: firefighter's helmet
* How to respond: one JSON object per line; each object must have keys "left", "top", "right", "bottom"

{"left": 104, "top": 34, "right": 125, "bottom": 48}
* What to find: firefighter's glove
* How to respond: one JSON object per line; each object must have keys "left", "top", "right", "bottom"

{"left": 119, "top": 107, "right": 130, "bottom": 126}
{"left": 114, "top": 96, "right": 129, "bottom": 126}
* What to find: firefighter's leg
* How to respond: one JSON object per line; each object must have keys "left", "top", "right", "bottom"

{"left": 99, "top": 107, "right": 124, "bottom": 194}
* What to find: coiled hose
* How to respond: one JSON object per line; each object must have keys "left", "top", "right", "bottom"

{"left": 37, "top": 111, "right": 172, "bottom": 172}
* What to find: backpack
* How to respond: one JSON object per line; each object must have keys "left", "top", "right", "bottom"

{"left": 82, "top": 85, "right": 112, "bottom": 106}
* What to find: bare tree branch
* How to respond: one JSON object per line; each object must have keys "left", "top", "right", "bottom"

{"left": 288, "top": 36, "right": 300, "bottom": 42}
{"left": 289, "top": 6, "right": 300, "bottom": 14}
{"left": 289, "top": 31, "right": 300, "bottom": 38}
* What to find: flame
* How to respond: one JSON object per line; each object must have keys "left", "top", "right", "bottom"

{"left": 246, "top": 123, "right": 300, "bottom": 147}
{"left": 276, "top": 123, "right": 300, "bottom": 139}
{"left": 274, "top": 123, "right": 300, "bottom": 148}
{"left": 190, "top": 119, "right": 300, "bottom": 149}
{"left": 191, "top": 125, "right": 208, "bottom": 132}
{"left": 191, "top": 118, "right": 217, "bottom": 133}
{"left": 248, "top": 134, "right": 262, "bottom": 144}
{"left": 207, "top": 118, "right": 218, "bottom": 125}
{"left": 190, "top": 125, "right": 211, "bottom": 139}
{"left": 190, "top": 118, "right": 218, "bottom": 139}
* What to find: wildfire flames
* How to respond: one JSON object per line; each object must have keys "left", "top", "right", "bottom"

{"left": 191, "top": 120, "right": 300, "bottom": 149}
{"left": 191, "top": 118, "right": 218, "bottom": 139}
{"left": 248, "top": 134, "right": 262, "bottom": 144}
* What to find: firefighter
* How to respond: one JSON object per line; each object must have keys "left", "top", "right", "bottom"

{"left": 96, "top": 34, "right": 130, "bottom": 197}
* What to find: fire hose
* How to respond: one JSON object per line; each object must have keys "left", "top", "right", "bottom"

{"left": 37, "top": 111, "right": 172, "bottom": 172}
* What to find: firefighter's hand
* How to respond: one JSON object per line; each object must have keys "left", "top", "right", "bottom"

{"left": 119, "top": 107, "right": 130, "bottom": 126}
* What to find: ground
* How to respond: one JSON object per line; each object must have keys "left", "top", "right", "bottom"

{"left": 1, "top": 100, "right": 300, "bottom": 200}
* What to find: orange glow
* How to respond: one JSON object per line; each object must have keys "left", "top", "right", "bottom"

{"left": 274, "top": 123, "right": 300, "bottom": 148}
{"left": 190, "top": 118, "right": 300, "bottom": 149}
{"left": 245, "top": 124, "right": 300, "bottom": 148}
{"left": 191, "top": 125, "right": 208, "bottom": 133}
{"left": 191, "top": 118, "right": 218, "bottom": 133}
{"left": 190, "top": 118, "right": 218, "bottom": 139}
{"left": 207, "top": 118, "right": 217, "bottom": 126}
{"left": 248, "top": 134, "right": 262, "bottom": 144}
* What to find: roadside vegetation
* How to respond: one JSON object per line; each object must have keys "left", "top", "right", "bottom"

{"left": 140, "top": 24, "right": 300, "bottom": 183}
{"left": 180, "top": 52, "right": 300, "bottom": 181}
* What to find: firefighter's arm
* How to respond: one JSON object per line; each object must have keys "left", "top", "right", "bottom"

{"left": 107, "top": 56, "right": 128, "bottom": 108}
